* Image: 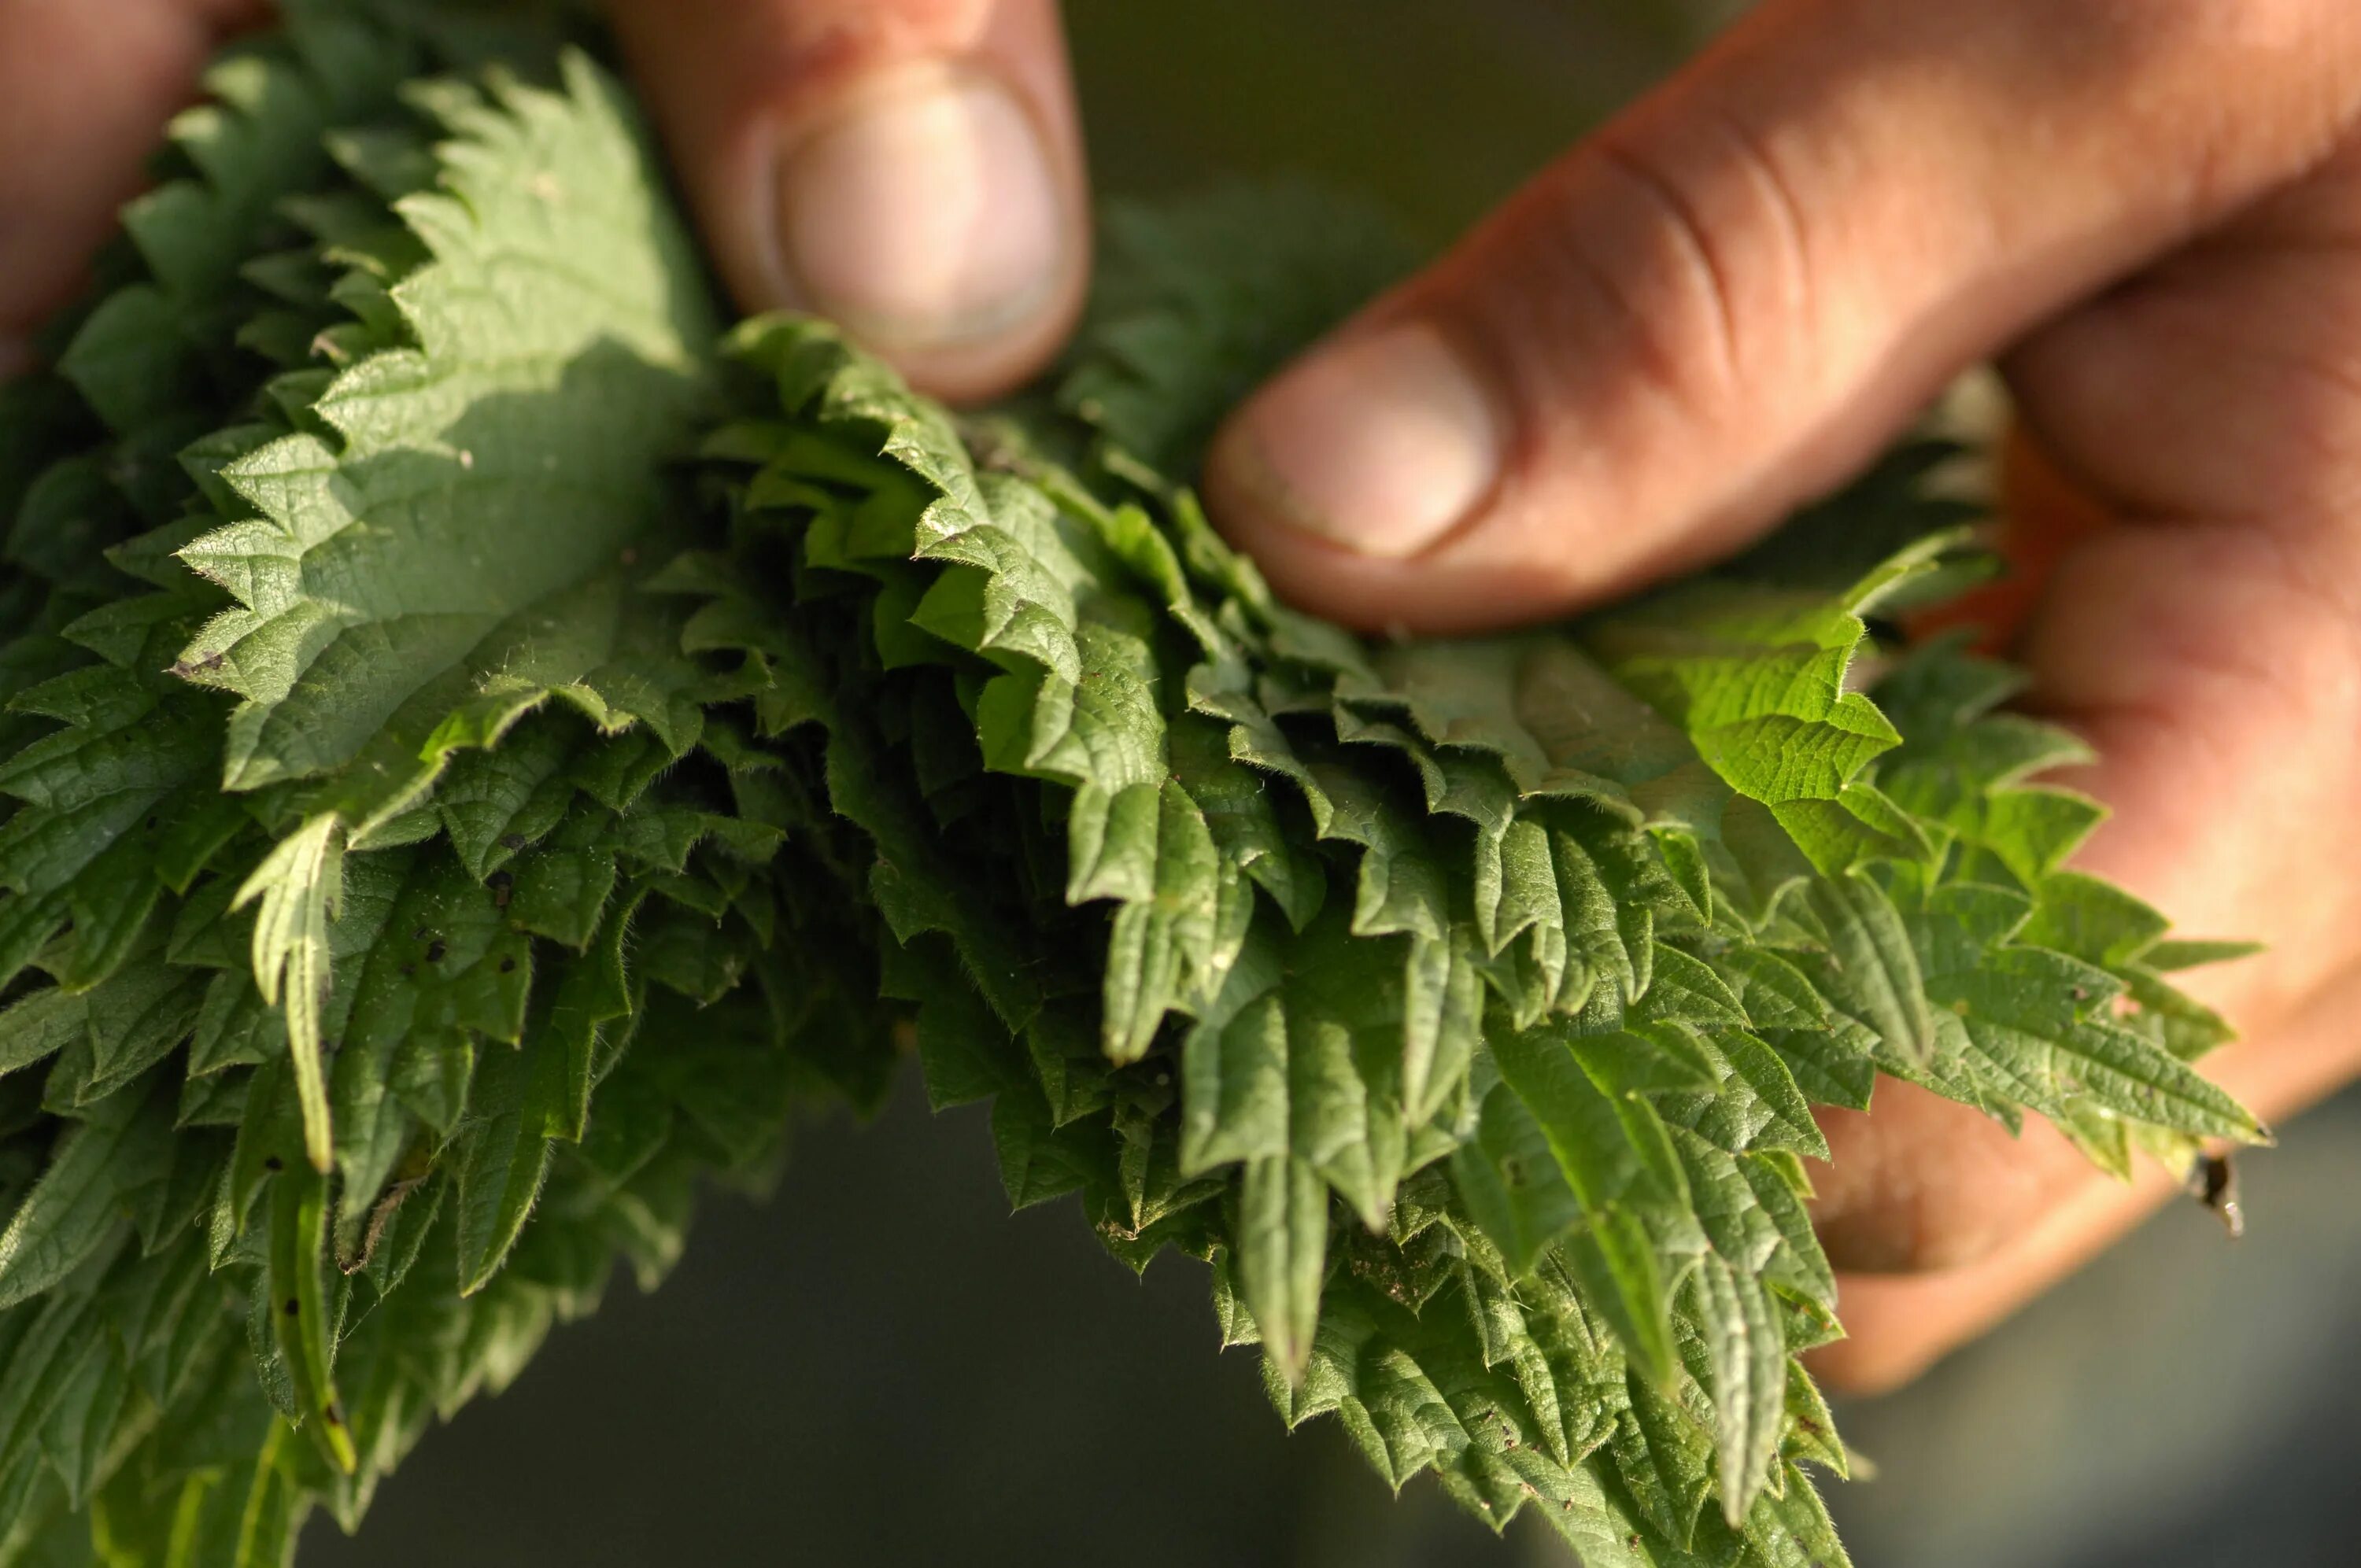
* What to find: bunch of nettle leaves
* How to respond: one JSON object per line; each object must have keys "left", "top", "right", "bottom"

{"left": 0, "top": 4, "right": 2259, "bottom": 1564}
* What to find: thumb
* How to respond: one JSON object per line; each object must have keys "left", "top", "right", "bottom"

{"left": 1204, "top": 0, "right": 2361, "bottom": 633}
{"left": 610, "top": 0, "right": 1088, "bottom": 404}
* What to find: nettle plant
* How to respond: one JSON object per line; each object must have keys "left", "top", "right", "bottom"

{"left": 0, "top": 5, "right": 2263, "bottom": 1565}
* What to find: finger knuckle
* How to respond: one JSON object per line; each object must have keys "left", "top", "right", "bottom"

{"left": 1474, "top": 113, "right": 1819, "bottom": 427}
{"left": 1590, "top": 134, "right": 1748, "bottom": 402}
{"left": 2189, "top": 273, "right": 2361, "bottom": 519}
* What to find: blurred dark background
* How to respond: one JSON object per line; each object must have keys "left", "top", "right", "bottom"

{"left": 309, "top": 4, "right": 2361, "bottom": 1564}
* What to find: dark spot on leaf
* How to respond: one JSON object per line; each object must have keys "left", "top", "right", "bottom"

{"left": 426, "top": 939, "right": 447, "bottom": 965}
{"left": 414, "top": 926, "right": 431, "bottom": 941}
{"left": 490, "top": 870, "right": 514, "bottom": 909}
{"left": 264, "top": 1157, "right": 284, "bottom": 1172}
{"left": 283, "top": 1297, "right": 300, "bottom": 1316}
{"left": 498, "top": 833, "right": 527, "bottom": 850}
{"left": 325, "top": 1400, "right": 347, "bottom": 1426}
{"left": 499, "top": 956, "right": 516, "bottom": 974}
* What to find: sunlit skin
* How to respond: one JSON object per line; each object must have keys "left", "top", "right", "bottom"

{"left": 9, "top": 0, "right": 2361, "bottom": 1396}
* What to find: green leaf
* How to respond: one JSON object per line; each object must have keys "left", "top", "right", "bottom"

{"left": 2143, "top": 938, "right": 2265, "bottom": 973}
{"left": 0, "top": 1080, "right": 172, "bottom": 1310}
{"left": 1491, "top": 1024, "right": 1691, "bottom": 1223}
{"left": 233, "top": 1426, "right": 304, "bottom": 1568}
{"left": 1802, "top": 873, "right": 1936, "bottom": 1067}
{"left": 174, "top": 57, "right": 716, "bottom": 814}
{"left": 1780, "top": 1360, "right": 1848, "bottom": 1478}
{"left": 233, "top": 814, "right": 342, "bottom": 1171}
{"left": 264, "top": 1168, "right": 353, "bottom": 1475}
{"left": 0, "top": 24, "right": 2270, "bottom": 1559}
{"left": 1236, "top": 1153, "right": 1327, "bottom": 1380}
{"left": 450, "top": 1028, "right": 564, "bottom": 1297}
{"left": 1690, "top": 1249, "right": 1785, "bottom": 1524}
{"left": 0, "top": 959, "right": 192, "bottom": 1084}
{"left": 1450, "top": 1084, "right": 1584, "bottom": 1276}
{"left": 1564, "top": 1213, "right": 1682, "bottom": 1396}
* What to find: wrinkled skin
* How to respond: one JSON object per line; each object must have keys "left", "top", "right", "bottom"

{"left": 7, "top": 0, "right": 2361, "bottom": 1394}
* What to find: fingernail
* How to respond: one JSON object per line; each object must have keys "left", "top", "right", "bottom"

{"left": 1223, "top": 323, "right": 1503, "bottom": 559}
{"left": 776, "top": 64, "right": 1066, "bottom": 351}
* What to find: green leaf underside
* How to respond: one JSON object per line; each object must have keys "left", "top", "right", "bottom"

{"left": 0, "top": 7, "right": 2259, "bottom": 1566}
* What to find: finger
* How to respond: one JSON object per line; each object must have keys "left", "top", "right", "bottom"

{"left": 1203, "top": 0, "right": 2361, "bottom": 632}
{"left": 0, "top": 0, "right": 270, "bottom": 353}
{"left": 2004, "top": 142, "right": 2361, "bottom": 978}
{"left": 1809, "top": 1146, "right": 2174, "bottom": 1395}
{"left": 1810, "top": 142, "right": 2361, "bottom": 1369}
{"left": 610, "top": 0, "right": 1087, "bottom": 403}
{"left": 1812, "top": 956, "right": 2361, "bottom": 1393}
{"left": 1802, "top": 430, "right": 2316, "bottom": 1278}
{"left": 1809, "top": 1079, "right": 2090, "bottom": 1275}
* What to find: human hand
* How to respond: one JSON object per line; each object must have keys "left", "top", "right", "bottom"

{"left": 1203, "top": 0, "right": 2361, "bottom": 1390}
{"left": 0, "top": 0, "right": 1089, "bottom": 400}
{"left": 15, "top": 0, "right": 2358, "bottom": 1400}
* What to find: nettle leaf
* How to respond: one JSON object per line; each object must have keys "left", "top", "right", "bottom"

{"left": 264, "top": 1168, "right": 353, "bottom": 1476}
{"left": 678, "top": 273, "right": 2258, "bottom": 1559}
{"left": 0, "top": 1082, "right": 175, "bottom": 1310}
{"left": 174, "top": 53, "right": 716, "bottom": 834}
{"left": 1234, "top": 1153, "right": 1329, "bottom": 1379}
{"left": 0, "top": 8, "right": 2261, "bottom": 1562}
{"left": 234, "top": 814, "right": 342, "bottom": 1171}
{"left": 1679, "top": 1155, "right": 1795, "bottom": 1522}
